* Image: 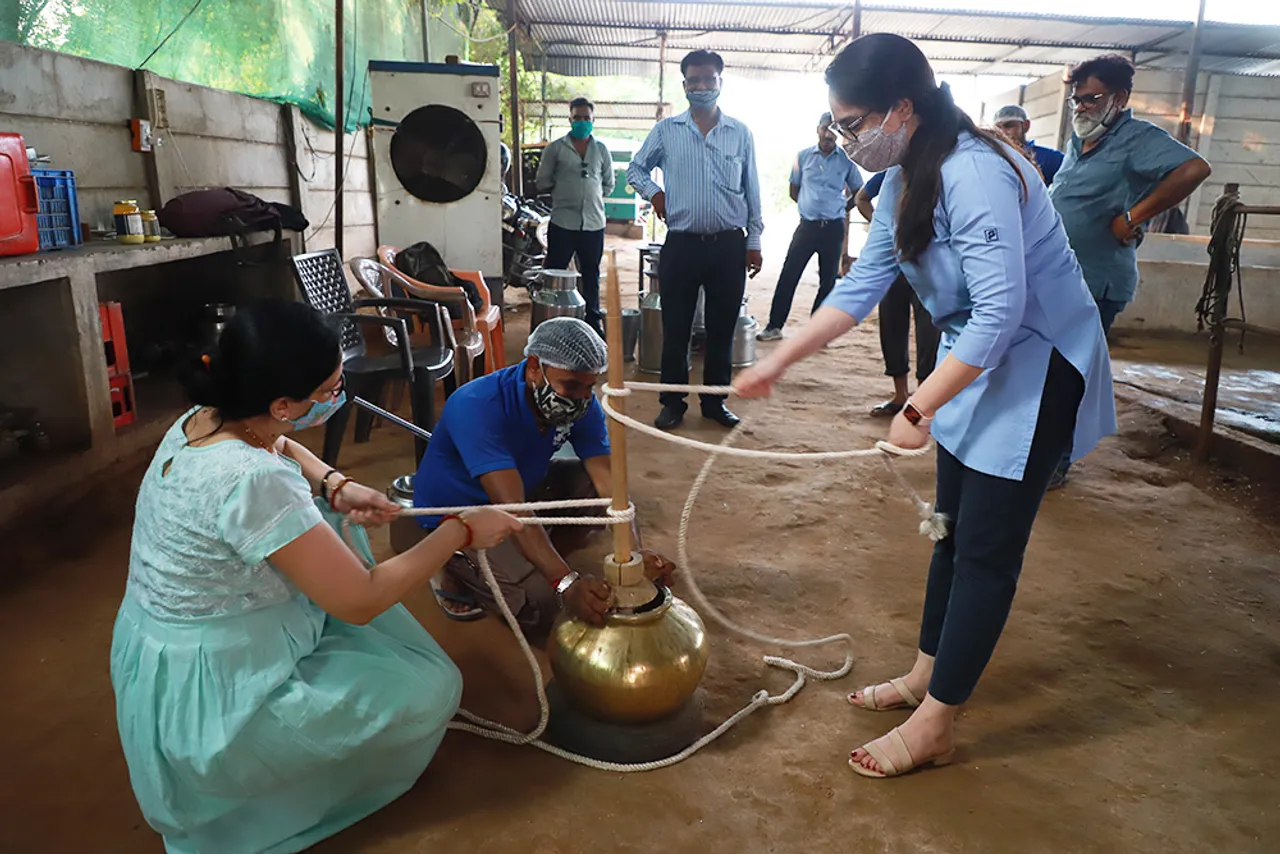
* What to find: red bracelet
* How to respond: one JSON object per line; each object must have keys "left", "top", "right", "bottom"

{"left": 328, "top": 477, "right": 354, "bottom": 511}
{"left": 441, "top": 514, "right": 474, "bottom": 549}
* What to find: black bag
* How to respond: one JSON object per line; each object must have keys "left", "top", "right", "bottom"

{"left": 394, "top": 241, "right": 484, "bottom": 313}
{"left": 158, "top": 188, "right": 309, "bottom": 262}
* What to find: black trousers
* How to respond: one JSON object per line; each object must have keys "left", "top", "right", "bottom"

{"left": 545, "top": 223, "right": 606, "bottom": 331}
{"left": 879, "top": 274, "right": 941, "bottom": 383}
{"left": 658, "top": 230, "right": 747, "bottom": 409}
{"left": 921, "top": 349, "right": 1084, "bottom": 706}
{"left": 766, "top": 218, "right": 845, "bottom": 330}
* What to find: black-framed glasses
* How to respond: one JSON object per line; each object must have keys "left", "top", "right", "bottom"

{"left": 828, "top": 113, "right": 869, "bottom": 145}
{"left": 1066, "top": 92, "right": 1109, "bottom": 109}
{"left": 316, "top": 375, "right": 345, "bottom": 402}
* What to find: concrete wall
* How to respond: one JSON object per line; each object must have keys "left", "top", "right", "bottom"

{"left": 0, "top": 40, "right": 374, "bottom": 257}
{"left": 0, "top": 42, "right": 150, "bottom": 228}
{"left": 1116, "top": 233, "right": 1280, "bottom": 333}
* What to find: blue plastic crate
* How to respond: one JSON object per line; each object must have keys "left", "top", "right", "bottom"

{"left": 31, "top": 169, "right": 82, "bottom": 251}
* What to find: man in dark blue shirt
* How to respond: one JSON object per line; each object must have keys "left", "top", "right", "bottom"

{"left": 411, "top": 318, "right": 674, "bottom": 633}
{"left": 993, "top": 105, "right": 1064, "bottom": 186}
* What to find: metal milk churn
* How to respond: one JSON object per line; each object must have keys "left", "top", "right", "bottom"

{"left": 529, "top": 268, "right": 586, "bottom": 333}
{"left": 637, "top": 250, "right": 664, "bottom": 374}
{"left": 731, "top": 298, "right": 759, "bottom": 368}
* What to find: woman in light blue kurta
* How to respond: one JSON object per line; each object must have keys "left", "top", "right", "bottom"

{"left": 736, "top": 34, "right": 1116, "bottom": 779}
{"left": 111, "top": 301, "right": 521, "bottom": 853}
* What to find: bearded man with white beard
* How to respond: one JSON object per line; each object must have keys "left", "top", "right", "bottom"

{"left": 1047, "top": 53, "right": 1210, "bottom": 489}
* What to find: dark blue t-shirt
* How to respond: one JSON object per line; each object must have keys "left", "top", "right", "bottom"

{"left": 413, "top": 360, "right": 610, "bottom": 528}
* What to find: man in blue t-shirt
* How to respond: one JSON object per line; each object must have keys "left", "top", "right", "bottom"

{"left": 757, "top": 112, "right": 864, "bottom": 341}
{"left": 992, "top": 104, "right": 1064, "bottom": 186}
{"left": 411, "top": 318, "right": 674, "bottom": 633}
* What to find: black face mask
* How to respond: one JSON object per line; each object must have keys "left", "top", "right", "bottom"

{"left": 532, "top": 369, "right": 590, "bottom": 426}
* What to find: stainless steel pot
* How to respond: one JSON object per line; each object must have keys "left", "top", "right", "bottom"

{"left": 529, "top": 268, "right": 586, "bottom": 333}
{"left": 607, "top": 308, "right": 642, "bottom": 362}
{"left": 200, "top": 303, "right": 236, "bottom": 348}
{"left": 731, "top": 301, "right": 759, "bottom": 368}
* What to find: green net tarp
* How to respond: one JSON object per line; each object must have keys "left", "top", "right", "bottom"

{"left": 0, "top": 0, "right": 430, "bottom": 131}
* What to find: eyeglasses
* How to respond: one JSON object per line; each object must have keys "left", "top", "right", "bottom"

{"left": 315, "top": 375, "right": 345, "bottom": 402}
{"left": 1066, "top": 92, "right": 1109, "bottom": 109}
{"left": 827, "top": 113, "right": 869, "bottom": 145}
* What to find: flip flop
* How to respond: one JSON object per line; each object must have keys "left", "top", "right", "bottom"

{"left": 848, "top": 727, "right": 955, "bottom": 779}
{"left": 429, "top": 575, "right": 485, "bottom": 621}
{"left": 869, "top": 401, "right": 905, "bottom": 418}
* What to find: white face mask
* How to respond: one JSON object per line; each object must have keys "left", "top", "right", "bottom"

{"left": 1073, "top": 95, "right": 1120, "bottom": 142}
{"left": 843, "top": 113, "right": 909, "bottom": 173}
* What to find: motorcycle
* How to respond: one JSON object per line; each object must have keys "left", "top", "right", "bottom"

{"left": 501, "top": 189, "right": 550, "bottom": 295}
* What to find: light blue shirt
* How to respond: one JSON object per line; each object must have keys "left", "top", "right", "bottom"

{"left": 791, "top": 145, "right": 863, "bottom": 222}
{"left": 825, "top": 134, "right": 1117, "bottom": 481}
{"left": 1049, "top": 110, "right": 1199, "bottom": 303}
{"left": 627, "top": 109, "right": 765, "bottom": 250}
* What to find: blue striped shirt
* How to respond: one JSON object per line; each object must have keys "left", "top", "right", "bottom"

{"left": 627, "top": 110, "right": 764, "bottom": 250}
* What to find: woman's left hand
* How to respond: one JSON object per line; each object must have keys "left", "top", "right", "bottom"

{"left": 333, "top": 483, "right": 401, "bottom": 527}
{"left": 887, "top": 410, "right": 931, "bottom": 451}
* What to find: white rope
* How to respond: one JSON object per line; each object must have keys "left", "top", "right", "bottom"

{"left": 345, "top": 378, "right": 943, "bottom": 772}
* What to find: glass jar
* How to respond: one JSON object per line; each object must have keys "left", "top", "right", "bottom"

{"left": 113, "top": 200, "right": 145, "bottom": 245}
{"left": 140, "top": 209, "right": 161, "bottom": 242}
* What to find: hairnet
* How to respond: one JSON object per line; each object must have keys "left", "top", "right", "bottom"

{"left": 993, "top": 104, "right": 1029, "bottom": 123}
{"left": 523, "top": 317, "right": 608, "bottom": 373}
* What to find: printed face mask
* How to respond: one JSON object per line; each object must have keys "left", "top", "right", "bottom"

{"left": 288, "top": 389, "right": 346, "bottom": 430}
{"left": 532, "top": 370, "right": 590, "bottom": 426}
{"left": 843, "top": 113, "right": 909, "bottom": 172}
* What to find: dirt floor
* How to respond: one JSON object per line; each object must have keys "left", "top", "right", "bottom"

{"left": 2, "top": 235, "right": 1279, "bottom": 854}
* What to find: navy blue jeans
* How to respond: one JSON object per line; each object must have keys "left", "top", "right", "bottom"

{"left": 545, "top": 223, "right": 606, "bottom": 331}
{"left": 765, "top": 218, "right": 844, "bottom": 330}
{"left": 923, "top": 349, "right": 1084, "bottom": 705}
{"left": 1056, "top": 296, "right": 1125, "bottom": 474}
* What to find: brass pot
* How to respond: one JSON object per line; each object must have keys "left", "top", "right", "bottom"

{"left": 547, "top": 587, "right": 709, "bottom": 724}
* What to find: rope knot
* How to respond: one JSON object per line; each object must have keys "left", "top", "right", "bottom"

{"left": 602, "top": 384, "right": 631, "bottom": 397}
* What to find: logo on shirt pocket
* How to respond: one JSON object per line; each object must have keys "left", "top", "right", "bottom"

{"left": 984, "top": 228, "right": 999, "bottom": 243}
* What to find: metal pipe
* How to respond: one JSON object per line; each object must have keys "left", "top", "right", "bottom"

{"left": 540, "top": 50, "right": 549, "bottom": 141}
{"left": 353, "top": 397, "right": 433, "bottom": 442}
{"left": 1177, "top": 0, "right": 1208, "bottom": 145}
{"left": 852, "top": 0, "right": 862, "bottom": 38}
{"left": 657, "top": 31, "right": 667, "bottom": 120}
{"left": 1196, "top": 323, "right": 1224, "bottom": 461}
{"left": 335, "top": 0, "right": 345, "bottom": 259}
{"left": 507, "top": 0, "right": 523, "bottom": 196}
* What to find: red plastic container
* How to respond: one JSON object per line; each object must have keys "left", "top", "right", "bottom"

{"left": 99, "top": 302, "right": 131, "bottom": 377}
{"left": 0, "top": 133, "right": 40, "bottom": 258}
{"left": 110, "top": 373, "right": 136, "bottom": 430}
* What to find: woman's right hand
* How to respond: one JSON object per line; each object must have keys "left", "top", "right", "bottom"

{"left": 460, "top": 508, "right": 524, "bottom": 549}
{"left": 733, "top": 354, "right": 786, "bottom": 399}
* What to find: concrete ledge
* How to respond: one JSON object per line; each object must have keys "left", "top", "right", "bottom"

{"left": 1115, "top": 385, "right": 1280, "bottom": 483}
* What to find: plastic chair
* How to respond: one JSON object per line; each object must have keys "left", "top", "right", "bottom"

{"left": 376, "top": 245, "right": 499, "bottom": 383}
{"left": 290, "top": 249, "right": 455, "bottom": 465}
{"left": 451, "top": 269, "right": 506, "bottom": 374}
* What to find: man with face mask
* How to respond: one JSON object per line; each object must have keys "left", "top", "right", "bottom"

{"left": 1048, "top": 53, "right": 1211, "bottom": 489}
{"left": 411, "top": 318, "right": 675, "bottom": 633}
{"left": 757, "top": 112, "right": 864, "bottom": 341}
{"left": 535, "top": 98, "right": 615, "bottom": 334}
{"left": 628, "top": 49, "right": 765, "bottom": 431}
{"left": 992, "top": 104, "right": 1063, "bottom": 186}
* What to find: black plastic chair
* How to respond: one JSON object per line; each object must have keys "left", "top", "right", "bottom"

{"left": 290, "top": 248, "right": 455, "bottom": 465}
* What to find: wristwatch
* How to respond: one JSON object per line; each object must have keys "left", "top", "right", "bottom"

{"left": 903, "top": 400, "right": 932, "bottom": 428}
{"left": 554, "top": 571, "right": 581, "bottom": 606}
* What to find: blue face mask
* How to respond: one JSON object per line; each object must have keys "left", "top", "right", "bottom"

{"left": 569, "top": 120, "right": 593, "bottom": 139}
{"left": 686, "top": 89, "right": 720, "bottom": 109}
{"left": 288, "top": 390, "right": 346, "bottom": 431}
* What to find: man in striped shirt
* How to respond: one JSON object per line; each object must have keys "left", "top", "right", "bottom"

{"left": 628, "top": 49, "right": 765, "bottom": 431}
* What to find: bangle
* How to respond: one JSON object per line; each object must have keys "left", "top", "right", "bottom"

{"left": 328, "top": 477, "right": 354, "bottom": 511}
{"left": 441, "top": 514, "right": 474, "bottom": 550}
{"left": 320, "top": 469, "right": 341, "bottom": 500}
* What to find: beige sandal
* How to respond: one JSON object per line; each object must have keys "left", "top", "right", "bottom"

{"left": 848, "top": 677, "right": 921, "bottom": 711}
{"left": 848, "top": 727, "right": 955, "bottom": 779}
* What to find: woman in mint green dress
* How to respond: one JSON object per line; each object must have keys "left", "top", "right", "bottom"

{"left": 111, "top": 300, "right": 522, "bottom": 854}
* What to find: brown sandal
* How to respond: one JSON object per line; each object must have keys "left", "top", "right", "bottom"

{"left": 849, "top": 727, "right": 955, "bottom": 779}
{"left": 848, "top": 677, "right": 922, "bottom": 711}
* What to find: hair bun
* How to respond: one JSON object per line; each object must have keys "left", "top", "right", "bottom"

{"left": 177, "top": 347, "right": 225, "bottom": 408}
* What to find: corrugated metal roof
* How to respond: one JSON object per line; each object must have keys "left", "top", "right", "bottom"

{"left": 489, "top": 1, "right": 1280, "bottom": 77}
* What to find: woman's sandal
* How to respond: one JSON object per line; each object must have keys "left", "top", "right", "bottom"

{"left": 848, "top": 677, "right": 922, "bottom": 711}
{"left": 848, "top": 727, "right": 955, "bottom": 779}
{"left": 869, "top": 401, "right": 905, "bottom": 418}
{"left": 429, "top": 576, "right": 485, "bottom": 621}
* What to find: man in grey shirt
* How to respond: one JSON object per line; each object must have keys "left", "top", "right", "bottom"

{"left": 535, "top": 97, "right": 615, "bottom": 334}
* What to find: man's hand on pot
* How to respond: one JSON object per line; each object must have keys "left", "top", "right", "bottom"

{"left": 641, "top": 550, "right": 677, "bottom": 586}
{"left": 563, "top": 576, "right": 612, "bottom": 626}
